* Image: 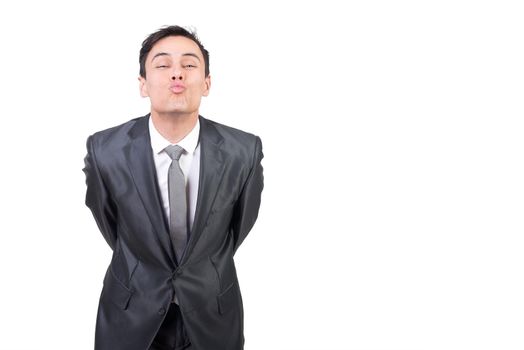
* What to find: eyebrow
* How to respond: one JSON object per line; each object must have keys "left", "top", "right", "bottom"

{"left": 151, "top": 52, "right": 201, "bottom": 62}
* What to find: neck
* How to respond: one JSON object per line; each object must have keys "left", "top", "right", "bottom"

{"left": 150, "top": 111, "right": 199, "bottom": 144}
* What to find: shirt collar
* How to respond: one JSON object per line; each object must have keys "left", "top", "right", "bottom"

{"left": 148, "top": 115, "right": 200, "bottom": 155}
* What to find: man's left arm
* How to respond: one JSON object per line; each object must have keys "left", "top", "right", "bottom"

{"left": 231, "top": 136, "right": 264, "bottom": 254}
{"left": 83, "top": 135, "right": 118, "bottom": 251}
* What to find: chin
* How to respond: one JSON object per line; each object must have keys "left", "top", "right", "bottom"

{"left": 154, "top": 104, "right": 187, "bottom": 114}
{"left": 157, "top": 108, "right": 198, "bottom": 117}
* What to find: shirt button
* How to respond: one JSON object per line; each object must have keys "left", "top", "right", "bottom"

{"left": 158, "top": 307, "right": 166, "bottom": 315}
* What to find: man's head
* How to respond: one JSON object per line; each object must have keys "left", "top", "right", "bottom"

{"left": 139, "top": 26, "right": 210, "bottom": 79}
{"left": 138, "top": 26, "right": 211, "bottom": 117}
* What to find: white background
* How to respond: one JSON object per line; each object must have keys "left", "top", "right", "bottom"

{"left": 0, "top": 1, "right": 523, "bottom": 349}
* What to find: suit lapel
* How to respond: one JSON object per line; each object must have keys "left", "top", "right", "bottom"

{"left": 123, "top": 115, "right": 227, "bottom": 267}
{"left": 124, "top": 115, "right": 176, "bottom": 266}
{"left": 182, "top": 116, "right": 227, "bottom": 264}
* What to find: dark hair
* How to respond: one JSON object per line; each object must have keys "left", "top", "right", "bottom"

{"left": 139, "top": 25, "right": 210, "bottom": 78}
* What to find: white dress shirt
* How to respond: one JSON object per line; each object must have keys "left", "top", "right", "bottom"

{"left": 148, "top": 116, "right": 201, "bottom": 234}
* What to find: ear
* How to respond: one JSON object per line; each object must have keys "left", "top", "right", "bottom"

{"left": 138, "top": 76, "right": 149, "bottom": 97}
{"left": 202, "top": 75, "right": 211, "bottom": 97}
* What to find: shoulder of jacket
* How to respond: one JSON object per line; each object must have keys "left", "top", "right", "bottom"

{"left": 89, "top": 115, "right": 145, "bottom": 148}
{"left": 202, "top": 116, "right": 260, "bottom": 145}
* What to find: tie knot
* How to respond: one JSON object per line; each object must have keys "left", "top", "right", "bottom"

{"left": 165, "top": 145, "right": 185, "bottom": 161}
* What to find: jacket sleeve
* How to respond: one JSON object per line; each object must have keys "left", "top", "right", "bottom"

{"left": 83, "top": 135, "right": 118, "bottom": 250}
{"left": 231, "top": 136, "right": 264, "bottom": 254}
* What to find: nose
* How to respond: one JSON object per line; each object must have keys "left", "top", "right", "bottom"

{"left": 171, "top": 68, "right": 183, "bottom": 81}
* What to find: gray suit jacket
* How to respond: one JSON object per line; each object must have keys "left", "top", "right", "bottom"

{"left": 83, "top": 115, "right": 264, "bottom": 350}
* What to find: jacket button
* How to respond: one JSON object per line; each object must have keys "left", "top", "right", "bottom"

{"left": 158, "top": 308, "right": 166, "bottom": 315}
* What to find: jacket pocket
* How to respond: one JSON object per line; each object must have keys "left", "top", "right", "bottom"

{"left": 103, "top": 267, "right": 134, "bottom": 310}
{"left": 217, "top": 281, "right": 239, "bottom": 315}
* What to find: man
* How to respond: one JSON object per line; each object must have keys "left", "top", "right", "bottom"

{"left": 83, "top": 26, "right": 264, "bottom": 350}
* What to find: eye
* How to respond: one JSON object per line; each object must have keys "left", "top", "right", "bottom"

{"left": 184, "top": 64, "right": 197, "bottom": 69}
{"left": 156, "top": 65, "right": 169, "bottom": 69}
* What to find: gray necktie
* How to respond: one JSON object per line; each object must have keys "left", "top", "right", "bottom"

{"left": 164, "top": 145, "right": 188, "bottom": 264}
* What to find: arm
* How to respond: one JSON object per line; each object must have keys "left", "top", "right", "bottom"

{"left": 231, "top": 136, "right": 264, "bottom": 254}
{"left": 83, "top": 135, "right": 118, "bottom": 250}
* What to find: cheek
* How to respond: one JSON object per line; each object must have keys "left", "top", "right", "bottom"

{"left": 147, "top": 81, "right": 168, "bottom": 96}
{"left": 189, "top": 79, "right": 208, "bottom": 94}
{"left": 148, "top": 76, "right": 164, "bottom": 88}
{"left": 147, "top": 72, "right": 169, "bottom": 88}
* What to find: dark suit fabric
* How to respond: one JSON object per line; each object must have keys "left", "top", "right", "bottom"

{"left": 83, "top": 115, "right": 263, "bottom": 350}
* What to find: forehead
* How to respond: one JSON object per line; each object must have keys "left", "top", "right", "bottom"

{"left": 148, "top": 35, "right": 203, "bottom": 61}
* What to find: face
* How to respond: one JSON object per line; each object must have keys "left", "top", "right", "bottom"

{"left": 139, "top": 36, "right": 211, "bottom": 117}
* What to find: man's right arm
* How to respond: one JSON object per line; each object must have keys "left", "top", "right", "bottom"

{"left": 230, "top": 136, "right": 264, "bottom": 254}
{"left": 83, "top": 135, "right": 118, "bottom": 250}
